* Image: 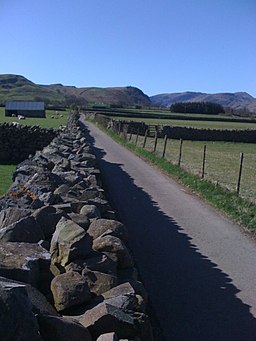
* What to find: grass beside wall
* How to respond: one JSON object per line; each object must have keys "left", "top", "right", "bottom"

{"left": 91, "top": 120, "right": 256, "bottom": 232}
{"left": 0, "top": 164, "right": 16, "bottom": 196}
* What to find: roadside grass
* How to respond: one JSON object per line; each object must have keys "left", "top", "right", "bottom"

{"left": 132, "top": 135, "right": 256, "bottom": 202}
{"left": 0, "top": 107, "right": 68, "bottom": 128}
{"left": 114, "top": 116, "right": 256, "bottom": 130}
{"left": 91, "top": 120, "right": 256, "bottom": 231}
{"left": 0, "top": 164, "right": 16, "bottom": 196}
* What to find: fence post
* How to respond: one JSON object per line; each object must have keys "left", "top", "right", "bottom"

{"left": 129, "top": 128, "right": 133, "bottom": 141}
{"left": 162, "top": 135, "right": 168, "bottom": 158}
{"left": 153, "top": 131, "right": 158, "bottom": 153}
{"left": 118, "top": 121, "right": 121, "bottom": 135}
{"left": 178, "top": 139, "right": 183, "bottom": 167}
{"left": 135, "top": 127, "right": 139, "bottom": 146}
{"left": 201, "top": 144, "right": 207, "bottom": 179}
{"left": 236, "top": 152, "right": 244, "bottom": 195}
{"left": 143, "top": 129, "right": 148, "bottom": 149}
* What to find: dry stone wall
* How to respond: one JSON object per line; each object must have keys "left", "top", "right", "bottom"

{"left": 0, "top": 113, "right": 153, "bottom": 341}
{"left": 0, "top": 123, "right": 58, "bottom": 163}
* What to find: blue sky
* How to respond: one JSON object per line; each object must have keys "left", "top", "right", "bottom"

{"left": 0, "top": 0, "right": 255, "bottom": 97}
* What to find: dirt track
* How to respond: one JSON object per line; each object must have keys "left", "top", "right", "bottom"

{"left": 81, "top": 119, "right": 256, "bottom": 341}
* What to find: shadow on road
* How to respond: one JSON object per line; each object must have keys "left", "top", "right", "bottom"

{"left": 80, "top": 121, "right": 256, "bottom": 341}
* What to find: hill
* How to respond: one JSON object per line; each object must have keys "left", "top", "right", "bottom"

{"left": 150, "top": 91, "right": 256, "bottom": 113}
{"left": 0, "top": 74, "right": 151, "bottom": 107}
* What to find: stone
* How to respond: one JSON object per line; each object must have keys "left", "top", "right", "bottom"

{"left": 0, "top": 215, "right": 45, "bottom": 243}
{"left": 50, "top": 217, "right": 92, "bottom": 274}
{"left": 93, "top": 236, "right": 134, "bottom": 269}
{"left": 33, "top": 205, "right": 64, "bottom": 240}
{"left": 66, "top": 253, "right": 117, "bottom": 275}
{"left": 102, "top": 282, "right": 148, "bottom": 305}
{"left": 0, "top": 207, "right": 31, "bottom": 229}
{"left": 79, "top": 302, "right": 153, "bottom": 340}
{"left": 37, "top": 314, "right": 92, "bottom": 341}
{"left": 51, "top": 271, "right": 91, "bottom": 311}
{"left": 0, "top": 242, "right": 51, "bottom": 287}
{"left": 80, "top": 204, "right": 101, "bottom": 219}
{"left": 82, "top": 270, "right": 118, "bottom": 296}
{"left": 0, "top": 281, "right": 42, "bottom": 341}
{"left": 68, "top": 212, "right": 90, "bottom": 230}
{"left": 96, "top": 333, "right": 119, "bottom": 341}
{"left": 88, "top": 219, "right": 128, "bottom": 241}
{"left": 0, "top": 276, "right": 58, "bottom": 316}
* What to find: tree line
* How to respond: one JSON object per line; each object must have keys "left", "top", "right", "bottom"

{"left": 170, "top": 102, "right": 225, "bottom": 115}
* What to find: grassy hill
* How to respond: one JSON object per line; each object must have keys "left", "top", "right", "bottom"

{"left": 150, "top": 91, "right": 256, "bottom": 114}
{"left": 0, "top": 74, "right": 151, "bottom": 107}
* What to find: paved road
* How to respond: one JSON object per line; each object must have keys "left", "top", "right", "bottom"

{"left": 81, "top": 119, "right": 256, "bottom": 341}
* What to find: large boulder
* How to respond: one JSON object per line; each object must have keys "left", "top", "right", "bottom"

{"left": 0, "top": 277, "right": 58, "bottom": 316}
{"left": 82, "top": 269, "right": 118, "bottom": 296}
{"left": 80, "top": 204, "right": 101, "bottom": 220}
{"left": 93, "top": 236, "right": 134, "bottom": 269}
{"left": 37, "top": 314, "right": 92, "bottom": 341}
{"left": 65, "top": 253, "right": 117, "bottom": 276}
{"left": 0, "top": 207, "right": 31, "bottom": 229}
{"left": 33, "top": 205, "right": 64, "bottom": 240}
{"left": 0, "top": 216, "right": 44, "bottom": 243}
{"left": 0, "top": 281, "right": 42, "bottom": 341}
{"left": 51, "top": 271, "right": 91, "bottom": 311}
{"left": 79, "top": 301, "right": 153, "bottom": 340}
{"left": 50, "top": 217, "right": 92, "bottom": 275}
{"left": 0, "top": 242, "right": 50, "bottom": 287}
{"left": 87, "top": 219, "right": 128, "bottom": 241}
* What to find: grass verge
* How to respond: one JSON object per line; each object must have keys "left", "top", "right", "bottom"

{"left": 0, "top": 164, "right": 16, "bottom": 196}
{"left": 91, "top": 120, "right": 256, "bottom": 232}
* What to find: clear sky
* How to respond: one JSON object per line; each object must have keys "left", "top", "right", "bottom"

{"left": 0, "top": 0, "right": 255, "bottom": 97}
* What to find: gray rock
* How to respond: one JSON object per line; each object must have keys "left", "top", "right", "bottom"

{"left": 0, "top": 207, "right": 31, "bottom": 229}
{"left": 0, "top": 216, "right": 45, "bottom": 243}
{"left": 88, "top": 219, "right": 128, "bottom": 241}
{"left": 80, "top": 204, "right": 101, "bottom": 219}
{"left": 66, "top": 253, "right": 117, "bottom": 275}
{"left": 33, "top": 205, "right": 64, "bottom": 240}
{"left": 50, "top": 217, "right": 92, "bottom": 274}
{"left": 0, "top": 281, "right": 42, "bottom": 341}
{"left": 0, "top": 276, "right": 58, "bottom": 316}
{"left": 51, "top": 271, "right": 91, "bottom": 311}
{"left": 0, "top": 242, "right": 50, "bottom": 287}
{"left": 96, "top": 333, "right": 119, "bottom": 341}
{"left": 82, "top": 269, "right": 118, "bottom": 295}
{"left": 93, "top": 236, "right": 134, "bottom": 269}
{"left": 79, "top": 302, "right": 153, "bottom": 340}
{"left": 68, "top": 212, "right": 90, "bottom": 230}
{"left": 38, "top": 314, "right": 92, "bottom": 341}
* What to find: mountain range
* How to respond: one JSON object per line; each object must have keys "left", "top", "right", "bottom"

{"left": 0, "top": 74, "right": 255, "bottom": 113}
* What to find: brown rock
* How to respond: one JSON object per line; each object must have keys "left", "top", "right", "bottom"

{"left": 82, "top": 269, "right": 118, "bottom": 296}
{"left": 93, "top": 236, "right": 134, "bottom": 269}
{"left": 87, "top": 219, "right": 128, "bottom": 241}
{"left": 50, "top": 217, "right": 92, "bottom": 274}
{"left": 51, "top": 271, "right": 91, "bottom": 311}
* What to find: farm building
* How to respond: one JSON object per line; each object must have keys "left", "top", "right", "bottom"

{"left": 5, "top": 101, "right": 45, "bottom": 118}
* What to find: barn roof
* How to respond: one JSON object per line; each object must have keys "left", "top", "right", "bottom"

{"left": 5, "top": 101, "right": 45, "bottom": 110}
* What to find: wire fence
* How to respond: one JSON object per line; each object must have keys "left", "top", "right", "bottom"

{"left": 127, "top": 131, "right": 256, "bottom": 202}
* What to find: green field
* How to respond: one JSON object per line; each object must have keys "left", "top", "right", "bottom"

{"left": 0, "top": 107, "right": 68, "bottom": 128}
{"left": 0, "top": 107, "right": 69, "bottom": 196}
{"left": 131, "top": 134, "right": 256, "bottom": 202}
{"left": 0, "top": 164, "right": 16, "bottom": 196}
{"left": 116, "top": 116, "right": 256, "bottom": 130}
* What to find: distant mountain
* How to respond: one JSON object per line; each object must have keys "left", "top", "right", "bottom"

{"left": 0, "top": 74, "right": 151, "bottom": 107}
{"left": 150, "top": 91, "right": 256, "bottom": 113}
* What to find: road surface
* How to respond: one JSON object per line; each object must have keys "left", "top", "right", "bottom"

{"left": 81, "top": 119, "right": 256, "bottom": 341}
